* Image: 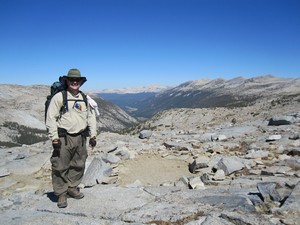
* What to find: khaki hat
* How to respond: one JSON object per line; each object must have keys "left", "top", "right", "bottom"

{"left": 63, "top": 68, "right": 87, "bottom": 85}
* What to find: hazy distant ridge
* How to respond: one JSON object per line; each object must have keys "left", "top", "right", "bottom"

{"left": 94, "top": 84, "right": 172, "bottom": 94}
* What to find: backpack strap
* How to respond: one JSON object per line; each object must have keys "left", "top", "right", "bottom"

{"left": 60, "top": 90, "right": 87, "bottom": 114}
{"left": 79, "top": 91, "right": 88, "bottom": 107}
{"left": 56, "top": 90, "right": 68, "bottom": 119}
{"left": 62, "top": 90, "right": 68, "bottom": 111}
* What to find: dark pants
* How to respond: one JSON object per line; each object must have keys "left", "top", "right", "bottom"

{"left": 50, "top": 135, "right": 87, "bottom": 196}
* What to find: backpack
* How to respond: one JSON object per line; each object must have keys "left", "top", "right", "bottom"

{"left": 45, "top": 76, "right": 88, "bottom": 121}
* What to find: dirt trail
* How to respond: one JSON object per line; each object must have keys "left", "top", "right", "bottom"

{"left": 117, "top": 153, "right": 192, "bottom": 186}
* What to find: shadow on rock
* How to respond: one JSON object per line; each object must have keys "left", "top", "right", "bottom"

{"left": 46, "top": 192, "right": 58, "bottom": 203}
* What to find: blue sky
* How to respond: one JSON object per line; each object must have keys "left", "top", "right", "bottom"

{"left": 1, "top": 0, "right": 300, "bottom": 90}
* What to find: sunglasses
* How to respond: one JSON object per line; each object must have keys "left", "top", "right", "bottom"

{"left": 68, "top": 78, "right": 82, "bottom": 83}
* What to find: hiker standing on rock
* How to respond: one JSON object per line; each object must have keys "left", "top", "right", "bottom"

{"left": 46, "top": 68, "right": 97, "bottom": 208}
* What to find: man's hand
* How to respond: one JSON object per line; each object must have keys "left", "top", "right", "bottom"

{"left": 52, "top": 139, "right": 61, "bottom": 151}
{"left": 89, "top": 136, "right": 96, "bottom": 148}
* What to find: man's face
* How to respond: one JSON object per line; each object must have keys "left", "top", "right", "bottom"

{"left": 67, "top": 78, "right": 82, "bottom": 90}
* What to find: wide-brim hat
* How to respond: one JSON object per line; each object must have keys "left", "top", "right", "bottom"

{"left": 62, "top": 68, "right": 87, "bottom": 85}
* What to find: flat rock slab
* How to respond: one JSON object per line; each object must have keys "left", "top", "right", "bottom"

{"left": 5, "top": 151, "right": 50, "bottom": 175}
{"left": 1, "top": 186, "right": 153, "bottom": 225}
{"left": 1, "top": 185, "right": 269, "bottom": 225}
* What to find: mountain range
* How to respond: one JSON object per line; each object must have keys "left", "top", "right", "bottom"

{"left": 1, "top": 75, "right": 299, "bottom": 147}
{"left": 97, "top": 75, "right": 300, "bottom": 118}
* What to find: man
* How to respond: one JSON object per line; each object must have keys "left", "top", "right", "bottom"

{"left": 46, "top": 68, "right": 97, "bottom": 208}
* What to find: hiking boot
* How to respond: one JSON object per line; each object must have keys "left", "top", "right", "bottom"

{"left": 57, "top": 193, "right": 67, "bottom": 208}
{"left": 67, "top": 187, "right": 84, "bottom": 199}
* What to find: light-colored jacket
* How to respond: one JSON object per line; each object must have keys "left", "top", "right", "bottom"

{"left": 46, "top": 91, "right": 97, "bottom": 141}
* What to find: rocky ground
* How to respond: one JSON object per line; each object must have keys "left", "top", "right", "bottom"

{"left": 1, "top": 95, "right": 300, "bottom": 225}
